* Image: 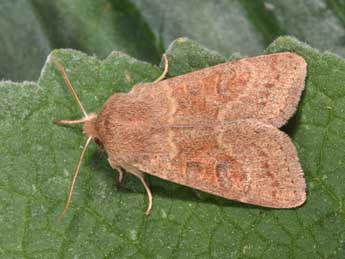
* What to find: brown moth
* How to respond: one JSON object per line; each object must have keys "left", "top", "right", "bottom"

{"left": 51, "top": 51, "right": 307, "bottom": 221}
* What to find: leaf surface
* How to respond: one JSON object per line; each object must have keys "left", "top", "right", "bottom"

{"left": 0, "top": 37, "right": 344, "bottom": 258}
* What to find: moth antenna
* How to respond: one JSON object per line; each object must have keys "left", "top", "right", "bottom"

{"left": 58, "top": 136, "right": 93, "bottom": 222}
{"left": 53, "top": 117, "right": 91, "bottom": 125}
{"left": 153, "top": 53, "right": 169, "bottom": 83}
{"left": 50, "top": 55, "right": 88, "bottom": 118}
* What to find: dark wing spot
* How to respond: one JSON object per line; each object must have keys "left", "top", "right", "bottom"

{"left": 216, "top": 161, "right": 230, "bottom": 175}
{"left": 186, "top": 84, "right": 201, "bottom": 96}
{"left": 265, "top": 83, "right": 274, "bottom": 88}
{"left": 186, "top": 161, "right": 201, "bottom": 175}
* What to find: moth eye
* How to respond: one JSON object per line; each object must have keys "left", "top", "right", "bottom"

{"left": 94, "top": 137, "right": 104, "bottom": 149}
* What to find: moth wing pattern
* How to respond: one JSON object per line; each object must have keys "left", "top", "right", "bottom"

{"left": 96, "top": 52, "right": 307, "bottom": 208}
{"left": 130, "top": 51, "right": 307, "bottom": 128}
{"left": 132, "top": 119, "right": 306, "bottom": 208}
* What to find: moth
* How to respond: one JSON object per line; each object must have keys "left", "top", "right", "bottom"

{"left": 51, "top": 51, "right": 307, "bottom": 221}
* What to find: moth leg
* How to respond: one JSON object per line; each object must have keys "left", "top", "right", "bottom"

{"left": 127, "top": 169, "right": 153, "bottom": 216}
{"left": 138, "top": 173, "right": 153, "bottom": 216}
{"left": 113, "top": 167, "right": 125, "bottom": 190}
{"left": 153, "top": 53, "right": 169, "bottom": 83}
{"left": 118, "top": 168, "right": 125, "bottom": 186}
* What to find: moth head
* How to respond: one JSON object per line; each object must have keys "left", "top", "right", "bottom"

{"left": 83, "top": 113, "right": 98, "bottom": 138}
{"left": 83, "top": 113, "right": 105, "bottom": 149}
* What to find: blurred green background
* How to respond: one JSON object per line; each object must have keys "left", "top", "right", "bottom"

{"left": 1, "top": 0, "right": 345, "bottom": 81}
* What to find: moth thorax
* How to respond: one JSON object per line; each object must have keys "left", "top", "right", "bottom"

{"left": 83, "top": 113, "right": 98, "bottom": 138}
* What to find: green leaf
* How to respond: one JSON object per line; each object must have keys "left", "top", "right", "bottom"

{"left": 165, "top": 37, "right": 226, "bottom": 76}
{"left": 1, "top": 37, "right": 345, "bottom": 258}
